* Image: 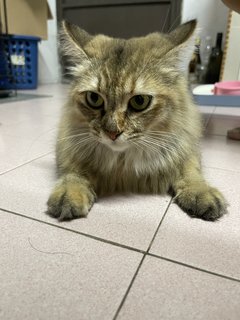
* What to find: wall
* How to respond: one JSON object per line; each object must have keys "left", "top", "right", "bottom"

{"left": 38, "top": 0, "right": 230, "bottom": 84}
{"left": 222, "top": 11, "right": 240, "bottom": 80}
{"left": 182, "top": 0, "right": 229, "bottom": 48}
{"left": 38, "top": 0, "right": 60, "bottom": 84}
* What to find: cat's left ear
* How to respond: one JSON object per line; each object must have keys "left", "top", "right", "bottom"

{"left": 166, "top": 20, "right": 197, "bottom": 72}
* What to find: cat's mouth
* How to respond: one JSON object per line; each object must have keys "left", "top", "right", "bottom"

{"left": 98, "top": 131, "right": 130, "bottom": 152}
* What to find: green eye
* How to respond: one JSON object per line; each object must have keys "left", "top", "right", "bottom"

{"left": 128, "top": 95, "right": 152, "bottom": 111}
{"left": 86, "top": 91, "right": 104, "bottom": 108}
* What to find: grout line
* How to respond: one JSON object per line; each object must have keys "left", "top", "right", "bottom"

{"left": 2, "top": 197, "right": 240, "bottom": 305}
{"left": 203, "top": 114, "right": 213, "bottom": 130}
{"left": 0, "top": 152, "right": 53, "bottom": 176}
{"left": 112, "top": 255, "right": 145, "bottom": 320}
{"left": 203, "top": 107, "right": 216, "bottom": 130}
{"left": 112, "top": 199, "right": 172, "bottom": 320}
{"left": 113, "top": 195, "right": 240, "bottom": 319}
{"left": 0, "top": 208, "right": 145, "bottom": 254}
{"left": 204, "top": 133, "right": 228, "bottom": 137}
{"left": 146, "top": 199, "right": 173, "bottom": 252}
{"left": 148, "top": 254, "right": 240, "bottom": 284}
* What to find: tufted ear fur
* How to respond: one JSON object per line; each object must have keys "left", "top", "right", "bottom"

{"left": 166, "top": 20, "right": 197, "bottom": 73}
{"left": 59, "top": 21, "right": 93, "bottom": 74}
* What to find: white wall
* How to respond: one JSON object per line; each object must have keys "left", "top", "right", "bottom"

{"left": 182, "top": 0, "right": 229, "bottom": 48}
{"left": 37, "top": 0, "right": 230, "bottom": 84}
{"left": 222, "top": 11, "right": 240, "bottom": 80}
{"left": 38, "top": 0, "right": 60, "bottom": 84}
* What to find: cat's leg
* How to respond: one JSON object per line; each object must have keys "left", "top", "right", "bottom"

{"left": 172, "top": 156, "right": 228, "bottom": 221}
{"left": 47, "top": 173, "right": 96, "bottom": 221}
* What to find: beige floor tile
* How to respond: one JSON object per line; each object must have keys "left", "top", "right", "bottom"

{"left": 0, "top": 134, "right": 55, "bottom": 174}
{"left": 0, "top": 153, "right": 170, "bottom": 250}
{"left": 150, "top": 167, "right": 240, "bottom": 279}
{"left": 0, "top": 210, "right": 142, "bottom": 320}
{"left": 206, "top": 114, "right": 240, "bottom": 136}
{"left": 0, "top": 95, "right": 62, "bottom": 173}
{"left": 18, "top": 83, "right": 69, "bottom": 98}
{"left": 201, "top": 134, "right": 240, "bottom": 172}
{"left": 1, "top": 83, "right": 240, "bottom": 320}
{"left": 1, "top": 115, "right": 59, "bottom": 138}
{"left": 198, "top": 105, "right": 215, "bottom": 128}
{"left": 118, "top": 256, "right": 240, "bottom": 320}
{"left": 0, "top": 96, "right": 63, "bottom": 122}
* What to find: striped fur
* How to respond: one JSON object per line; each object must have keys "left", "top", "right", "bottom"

{"left": 47, "top": 20, "right": 227, "bottom": 221}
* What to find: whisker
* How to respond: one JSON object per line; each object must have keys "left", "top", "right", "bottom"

{"left": 161, "top": 7, "right": 171, "bottom": 32}
{"left": 130, "top": 140, "right": 145, "bottom": 153}
{"left": 58, "top": 132, "right": 90, "bottom": 141}
{"left": 145, "top": 135, "right": 187, "bottom": 155}
{"left": 145, "top": 133, "right": 188, "bottom": 150}
{"left": 137, "top": 140, "right": 170, "bottom": 168}
{"left": 149, "top": 138, "right": 185, "bottom": 158}
{"left": 23, "top": 127, "right": 57, "bottom": 160}
{"left": 138, "top": 140, "right": 162, "bottom": 155}
{"left": 167, "top": 13, "right": 182, "bottom": 33}
{"left": 60, "top": 137, "right": 94, "bottom": 153}
{"left": 146, "top": 136, "right": 183, "bottom": 144}
{"left": 146, "top": 130, "right": 181, "bottom": 138}
{"left": 80, "top": 140, "right": 98, "bottom": 159}
{"left": 69, "top": 140, "right": 95, "bottom": 158}
{"left": 140, "top": 137, "right": 186, "bottom": 163}
{"left": 145, "top": 135, "right": 181, "bottom": 145}
{"left": 142, "top": 137, "right": 174, "bottom": 153}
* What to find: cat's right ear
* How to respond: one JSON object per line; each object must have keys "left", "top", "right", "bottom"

{"left": 59, "top": 21, "right": 93, "bottom": 72}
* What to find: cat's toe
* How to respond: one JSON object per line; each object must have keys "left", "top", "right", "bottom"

{"left": 47, "top": 201, "right": 90, "bottom": 221}
{"left": 46, "top": 182, "right": 96, "bottom": 221}
{"left": 175, "top": 186, "right": 228, "bottom": 221}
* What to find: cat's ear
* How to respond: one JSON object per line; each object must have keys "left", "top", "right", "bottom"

{"left": 166, "top": 20, "right": 197, "bottom": 73}
{"left": 59, "top": 21, "right": 93, "bottom": 69}
{"left": 168, "top": 19, "right": 197, "bottom": 46}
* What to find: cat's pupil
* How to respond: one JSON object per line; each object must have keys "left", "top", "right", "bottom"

{"left": 135, "top": 95, "right": 144, "bottom": 105}
{"left": 91, "top": 93, "right": 99, "bottom": 103}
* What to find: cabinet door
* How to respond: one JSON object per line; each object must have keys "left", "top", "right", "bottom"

{"left": 57, "top": 0, "right": 182, "bottom": 37}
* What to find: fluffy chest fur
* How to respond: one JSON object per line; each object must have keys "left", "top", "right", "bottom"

{"left": 58, "top": 144, "right": 174, "bottom": 195}
{"left": 56, "top": 114, "right": 195, "bottom": 195}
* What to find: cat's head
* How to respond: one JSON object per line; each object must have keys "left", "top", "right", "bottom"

{"left": 60, "top": 20, "right": 197, "bottom": 152}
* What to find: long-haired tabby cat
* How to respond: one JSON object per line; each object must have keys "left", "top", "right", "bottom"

{"left": 47, "top": 20, "right": 227, "bottom": 221}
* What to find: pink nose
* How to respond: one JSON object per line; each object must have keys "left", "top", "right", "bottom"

{"left": 105, "top": 130, "right": 122, "bottom": 141}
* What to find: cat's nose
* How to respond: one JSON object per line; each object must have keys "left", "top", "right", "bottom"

{"left": 104, "top": 130, "right": 123, "bottom": 141}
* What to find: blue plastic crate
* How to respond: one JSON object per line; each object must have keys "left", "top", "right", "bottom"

{"left": 0, "top": 35, "right": 40, "bottom": 90}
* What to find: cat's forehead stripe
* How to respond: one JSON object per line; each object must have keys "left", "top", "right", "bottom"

{"left": 134, "top": 78, "right": 145, "bottom": 92}
{"left": 124, "top": 77, "right": 134, "bottom": 93}
{"left": 114, "top": 45, "right": 125, "bottom": 62}
{"left": 134, "top": 77, "right": 159, "bottom": 95}
{"left": 81, "top": 76, "right": 98, "bottom": 91}
{"left": 98, "top": 69, "right": 108, "bottom": 92}
{"left": 97, "top": 72, "right": 157, "bottom": 97}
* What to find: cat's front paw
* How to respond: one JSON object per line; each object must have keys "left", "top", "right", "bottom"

{"left": 175, "top": 185, "right": 228, "bottom": 221}
{"left": 47, "top": 175, "right": 96, "bottom": 221}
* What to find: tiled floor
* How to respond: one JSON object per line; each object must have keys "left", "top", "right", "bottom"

{"left": 1, "top": 84, "right": 240, "bottom": 320}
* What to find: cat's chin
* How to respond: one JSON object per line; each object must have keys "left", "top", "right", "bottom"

{"left": 101, "top": 140, "right": 129, "bottom": 152}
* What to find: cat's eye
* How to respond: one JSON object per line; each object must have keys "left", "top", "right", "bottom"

{"left": 128, "top": 95, "right": 152, "bottom": 112}
{"left": 86, "top": 91, "right": 104, "bottom": 109}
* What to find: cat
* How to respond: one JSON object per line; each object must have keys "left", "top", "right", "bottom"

{"left": 47, "top": 20, "right": 227, "bottom": 221}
